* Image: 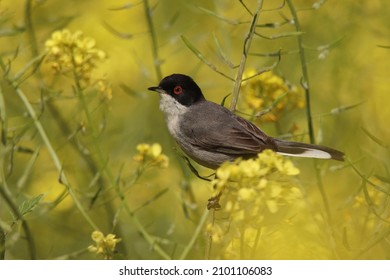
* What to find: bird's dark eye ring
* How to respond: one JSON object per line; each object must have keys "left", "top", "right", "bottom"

{"left": 173, "top": 86, "right": 183, "bottom": 95}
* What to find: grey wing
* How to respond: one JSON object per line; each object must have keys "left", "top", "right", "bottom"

{"left": 182, "top": 102, "right": 276, "bottom": 156}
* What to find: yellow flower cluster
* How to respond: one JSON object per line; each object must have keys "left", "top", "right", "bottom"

{"left": 240, "top": 70, "right": 305, "bottom": 122}
{"left": 88, "top": 230, "right": 121, "bottom": 259}
{"left": 208, "top": 150, "right": 302, "bottom": 258}
{"left": 45, "top": 29, "right": 106, "bottom": 84}
{"left": 212, "top": 149, "right": 300, "bottom": 194}
{"left": 133, "top": 143, "right": 169, "bottom": 168}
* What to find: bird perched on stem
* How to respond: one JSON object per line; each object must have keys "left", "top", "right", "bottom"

{"left": 148, "top": 74, "right": 344, "bottom": 170}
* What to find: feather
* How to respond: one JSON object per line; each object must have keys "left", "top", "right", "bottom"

{"left": 274, "top": 139, "right": 344, "bottom": 161}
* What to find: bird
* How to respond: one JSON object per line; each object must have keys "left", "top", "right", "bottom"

{"left": 148, "top": 73, "right": 344, "bottom": 170}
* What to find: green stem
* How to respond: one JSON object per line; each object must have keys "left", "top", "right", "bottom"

{"left": 73, "top": 71, "right": 171, "bottom": 259}
{"left": 24, "top": 0, "right": 128, "bottom": 250}
{"left": 286, "top": 0, "right": 338, "bottom": 258}
{"left": 144, "top": 0, "right": 200, "bottom": 228}
{"left": 0, "top": 97, "right": 36, "bottom": 258}
{"left": 14, "top": 85, "right": 98, "bottom": 230}
{"left": 0, "top": 183, "right": 36, "bottom": 259}
{"left": 0, "top": 226, "right": 4, "bottom": 260}
{"left": 23, "top": 2, "right": 131, "bottom": 254}
{"left": 179, "top": 208, "right": 209, "bottom": 260}
{"left": 143, "top": 0, "right": 162, "bottom": 81}
{"left": 285, "top": 0, "right": 315, "bottom": 144}
{"left": 355, "top": 225, "right": 390, "bottom": 258}
{"left": 230, "top": 0, "right": 263, "bottom": 112}
{"left": 24, "top": 0, "right": 39, "bottom": 64}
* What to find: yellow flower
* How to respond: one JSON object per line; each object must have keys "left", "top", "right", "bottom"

{"left": 135, "top": 143, "right": 151, "bottom": 155}
{"left": 270, "top": 184, "right": 282, "bottom": 198}
{"left": 45, "top": 29, "right": 106, "bottom": 84}
{"left": 353, "top": 195, "right": 365, "bottom": 208}
{"left": 91, "top": 230, "right": 104, "bottom": 243}
{"left": 257, "top": 178, "right": 268, "bottom": 189}
{"left": 133, "top": 143, "right": 169, "bottom": 168}
{"left": 208, "top": 149, "right": 303, "bottom": 258}
{"left": 88, "top": 230, "right": 121, "bottom": 259}
{"left": 216, "top": 163, "right": 232, "bottom": 181}
{"left": 240, "top": 70, "right": 305, "bottom": 123}
{"left": 155, "top": 154, "right": 169, "bottom": 168}
{"left": 282, "top": 160, "right": 301, "bottom": 176}
{"left": 148, "top": 143, "right": 162, "bottom": 158}
{"left": 232, "top": 209, "right": 245, "bottom": 222}
{"left": 238, "top": 159, "right": 259, "bottom": 178}
{"left": 238, "top": 188, "right": 256, "bottom": 201}
{"left": 266, "top": 199, "right": 278, "bottom": 213}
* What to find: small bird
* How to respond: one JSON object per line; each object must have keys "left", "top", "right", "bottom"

{"left": 148, "top": 74, "right": 344, "bottom": 169}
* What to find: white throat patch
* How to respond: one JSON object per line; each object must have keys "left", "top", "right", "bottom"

{"left": 159, "top": 94, "right": 188, "bottom": 138}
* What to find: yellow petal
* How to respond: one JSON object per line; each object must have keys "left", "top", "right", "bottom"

{"left": 91, "top": 230, "right": 104, "bottom": 242}
{"left": 149, "top": 143, "right": 162, "bottom": 158}
{"left": 238, "top": 188, "right": 255, "bottom": 201}
{"left": 266, "top": 199, "right": 278, "bottom": 213}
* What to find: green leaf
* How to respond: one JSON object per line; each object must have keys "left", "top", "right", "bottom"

{"left": 0, "top": 27, "right": 25, "bottom": 37}
{"left": 213, "top": 34, "right": 237, "bottom": 69}
{"left": 377, "top": 45, "right": 390, "bottom": 49}
{"left": 17, "top": 148, "right": 40, "bottom": 189}
{"left": 166, "top": 11, "right": 180, "bottom": 29}
{"left": 19, "top": 194, "right": 44, "bottom": 217}
{"left": 330, "top": 101, "right": 364, "bottom": 115}
{"left": 13, "top": 53, "right": 46, "bottom": 83}
{"left": 255, "top": 31, "right": 304, "bottom": 40}
{"left": 197, "top": 7, "right": 247, "bottom": 25}
{"left": 255, "top": 91, "right": 288, "bottom": 118}
{"left": 375, "top": 174, "right": 390, "bottom": 184}
{"left": 133, "top": 188, "right": 170, "bottom": 213}
{"left": 314, "top": 101, "right": 364, "bottom": 118}
{"left": 181, "top": 35, "right": 234, "bottom": 81}
{"left": 220, "top": 93, "right": 231, "bottom": 107}
{"left": 361, "top": 127, "right": 389, "bottom": 149}
{"left": 102, "top": 21, "right": 133, "bottom": 39}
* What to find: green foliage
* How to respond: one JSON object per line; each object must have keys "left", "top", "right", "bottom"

{"left": 18, "top": 194, "right": 44, "bottom": 217}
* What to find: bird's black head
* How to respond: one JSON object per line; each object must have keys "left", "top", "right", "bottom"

{"left": 148, "top": 74, "right": 205, "bottom": 106}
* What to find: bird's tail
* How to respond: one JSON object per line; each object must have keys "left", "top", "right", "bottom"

{"left": 274, "top": 139, "right": 344, "bottom": 161}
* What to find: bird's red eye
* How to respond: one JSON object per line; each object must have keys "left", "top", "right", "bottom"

{"left": 173, "top": 85, "right": 183, "bottom": 95}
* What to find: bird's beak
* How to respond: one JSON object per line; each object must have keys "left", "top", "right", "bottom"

{"left": 148, "top": 86, "right": 164, "bottom": 93}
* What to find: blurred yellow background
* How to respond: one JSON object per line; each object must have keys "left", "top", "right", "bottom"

{"left": 0, "top": 0, "right": 389, "bottom": 259}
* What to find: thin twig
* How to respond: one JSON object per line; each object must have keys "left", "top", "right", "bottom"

{"left": 286, "top": 0, "right": 339, "bottom": 258}
{"left": 181, "top": 36, "right": 234, "bottom": 81}
{"left": 355, "top": 225, "right": 390, "bottom": 258}
{"left": 144, "top": 0, "right": 202, "bottom": 241}
{"left": 230, "top": 0, "right": 263, "bottom": 112}
{"left": 179, "top": 208, "right": 209, "bottom": 259}
{"left": 15, "top": 85, "right": 99, "bottom": 230}
{"left": 143, "top": 0, "right": 162, "bottom": 81}
{"left": 0, "top": 148, "right": 36, "bottom": 259}
{"left": 24, "top": 0, "right": 39, "bottom": 65}
{"left": 285, "top": 0, "right": 315, "bottom": 143}
{"left": 72, "top": 65, "right": 171, "bottom": 259}
{"left": 0, "top": 227, "right": 5, "bottom": 260}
